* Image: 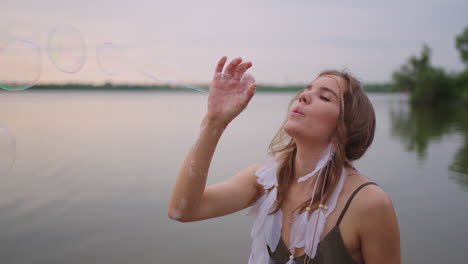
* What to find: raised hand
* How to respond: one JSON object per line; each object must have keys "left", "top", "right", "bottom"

{"left": 206, "top": 56, "right": 257, "bottom": 125}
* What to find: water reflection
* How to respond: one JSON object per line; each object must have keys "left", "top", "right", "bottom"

{"left": 389, "top": 102, "right": 468, "bottom": 190}
{"left": 450, "top": 136, "right": 468, "bottom": 190}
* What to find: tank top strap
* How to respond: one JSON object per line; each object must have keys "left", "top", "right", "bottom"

{"left": 335, "top": 182, "right": 378, "bottom": 227}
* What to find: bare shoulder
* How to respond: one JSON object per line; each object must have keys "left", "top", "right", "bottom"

{"left": 353, "top": 181, "right": 394, "bottom": 215}
{"left": 343, "top": 169, "right": 395, "bottom": 221}
{"left": 346, "top": 172, "right": 401, "bottom": 263}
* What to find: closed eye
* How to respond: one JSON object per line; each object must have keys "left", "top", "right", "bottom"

{"left": 320, "top": 96, "right": 331, "bottom": 102}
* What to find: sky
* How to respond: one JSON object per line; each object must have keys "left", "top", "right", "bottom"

{"left": 1, "top": 0, "right": 467, "bottom": 85}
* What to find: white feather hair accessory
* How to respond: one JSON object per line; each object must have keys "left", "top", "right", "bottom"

{"left": 245, "top": 143, "right": 347, "bottom": 264}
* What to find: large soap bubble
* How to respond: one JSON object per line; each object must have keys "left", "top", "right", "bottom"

{"left": 0, "top": 38, "right": 42, "bottom": 91}
{"left": 47, "top": 25, "right": 86, "bottom": 73}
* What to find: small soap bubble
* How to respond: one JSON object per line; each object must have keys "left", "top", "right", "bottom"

{"left": 0, "top": 38, "right": 42, "bottom": 91}
{"left": 0, "top": 125, "right": 16, "bottom": 177}
{"left": 47, "top": 25, "right": 86, "bottom": 73}
{"left": 96, "top": 42, "right": 129, "bottom": 76}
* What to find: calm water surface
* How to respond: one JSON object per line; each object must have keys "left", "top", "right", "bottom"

{"left": 0, "top": 91, "right": 467, "bottom": 263}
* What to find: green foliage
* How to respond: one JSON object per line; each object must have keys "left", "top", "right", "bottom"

{"left": 456, "top": 27, "right": 468, "bottom": 68}
{"left": 392, "top": 26, "right": 468, "bottom": 105}
{"left": 392, "top": 44, "right": 431, "bottom": 93}
{"left": 455, "top": 70, "right": 468, "bottom": 103}
{"left": 392, "top": 44, "right": 460, "bottom": 104}
{"left": 410, "top": 66, "right": 456, "bottom": 104}
{"left": 363, "top": 83, "right": 393, "bottom": 93}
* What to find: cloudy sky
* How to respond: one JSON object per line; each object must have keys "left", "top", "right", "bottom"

{"left": 1, "top": 0, "right": 467, "bottom": 85}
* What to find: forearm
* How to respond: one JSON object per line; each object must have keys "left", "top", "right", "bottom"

{"left": 168, "top": 55, "right": 256, "bottom": 221}
{"left": 168, "top": 116, "right": 228, "bottom": 221}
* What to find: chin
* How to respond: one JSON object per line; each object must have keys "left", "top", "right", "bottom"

{"left": 284, "top": 122, "right": 323, "bottom": 143}
{"left": 284, "top": 121, "right": 299, "bottom": 138}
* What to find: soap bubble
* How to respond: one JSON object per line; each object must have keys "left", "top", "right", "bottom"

{"left": 0, "top": 125, "right": 16, "bottom": 177}
{"left": 47, "top": 25, "right": 86, "bottom": 73}
{"left": 96, "top": 42, "right": 129, "bottom": 75}
{"left": 0, "top": 38, "right": 42, "bottom": 91}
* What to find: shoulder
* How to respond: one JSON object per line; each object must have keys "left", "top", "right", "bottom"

{"left": 347, "top": 176, "right": 399, "bottom": 238}
{"left": 344, "top": 168, "right": 392, "bottom": 212}
{"left": 343, "top": 169, "right": 396, "bottom": 228}
{"left": 354, "top": 183, "right": 393, "bottom": 214}
{"left": 346, "top": 175, "right": 401, "bottom": 262}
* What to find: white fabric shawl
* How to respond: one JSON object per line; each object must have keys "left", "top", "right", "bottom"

{"left": 245, "top": 146, "right": 347, "bottom": 264}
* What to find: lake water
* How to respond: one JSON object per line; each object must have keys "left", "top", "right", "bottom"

{"left": 0, "top": 91, "right": 467, "bottom": 263}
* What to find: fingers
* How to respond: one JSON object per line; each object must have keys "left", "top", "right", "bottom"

{"left": 233, "top": 61, "right": 252, "bottom": 80}
{"left": 214, "top": 56, "right": 227, "bottom": 77}
{"left": 224, "top": 57, "right": 242, "bottom": 76}
{"left": 241, "top": 73, "right": 255, "bottom": 84}
{"left": 244, "top": 81, "right": 257, "bottom": 102}
{"left": 213, "top": 57, "right": 253, "bottom": 81}
{"left": 242, "top": 73, "right": 256, "bottom": 100}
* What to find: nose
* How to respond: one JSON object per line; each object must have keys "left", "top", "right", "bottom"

{"left": 298, "top": 93, "right": 310, "bottom": 104}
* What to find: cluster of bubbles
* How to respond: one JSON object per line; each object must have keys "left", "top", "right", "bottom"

{"left": 0, "top": 25, "right": 209, "bottom": 176}
{"left": 0, "top": 25, "right": 205, "bottom": 92}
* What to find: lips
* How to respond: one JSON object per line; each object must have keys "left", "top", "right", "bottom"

{"left": 291, "top": 107, "right": 304, "bottom": 116}
{"left": 292, "top": 107, "right": 303, "bottom": 114}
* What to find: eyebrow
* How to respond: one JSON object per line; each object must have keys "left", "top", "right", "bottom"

{"left": 305, "top": 84, "right": 339, "bottom": 99}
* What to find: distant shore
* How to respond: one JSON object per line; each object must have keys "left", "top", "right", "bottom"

{"left": 1, "top": 83, "right": 393, "bottom": 93}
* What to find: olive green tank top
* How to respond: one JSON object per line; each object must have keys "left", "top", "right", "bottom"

{"left": 267, "top": 182, "right": 378, "bottom": 264}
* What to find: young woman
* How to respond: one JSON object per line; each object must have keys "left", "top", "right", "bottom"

{"left": 168, "top": 56, "right": 401, "bottom": 264}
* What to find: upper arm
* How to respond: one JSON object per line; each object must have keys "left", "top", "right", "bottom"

{"left": 358, "top": 186, "right": 401, "bottom": 264}
{"left": 180, "top": 163, "right": 264, "bottom": 222}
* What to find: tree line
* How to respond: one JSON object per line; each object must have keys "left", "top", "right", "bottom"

{"left": 392, "top": 26, "right": 468, "bottom": 105}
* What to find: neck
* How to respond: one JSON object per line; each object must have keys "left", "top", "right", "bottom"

{"left": 294, "top": 141, "right": 329, "bottom": 182}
